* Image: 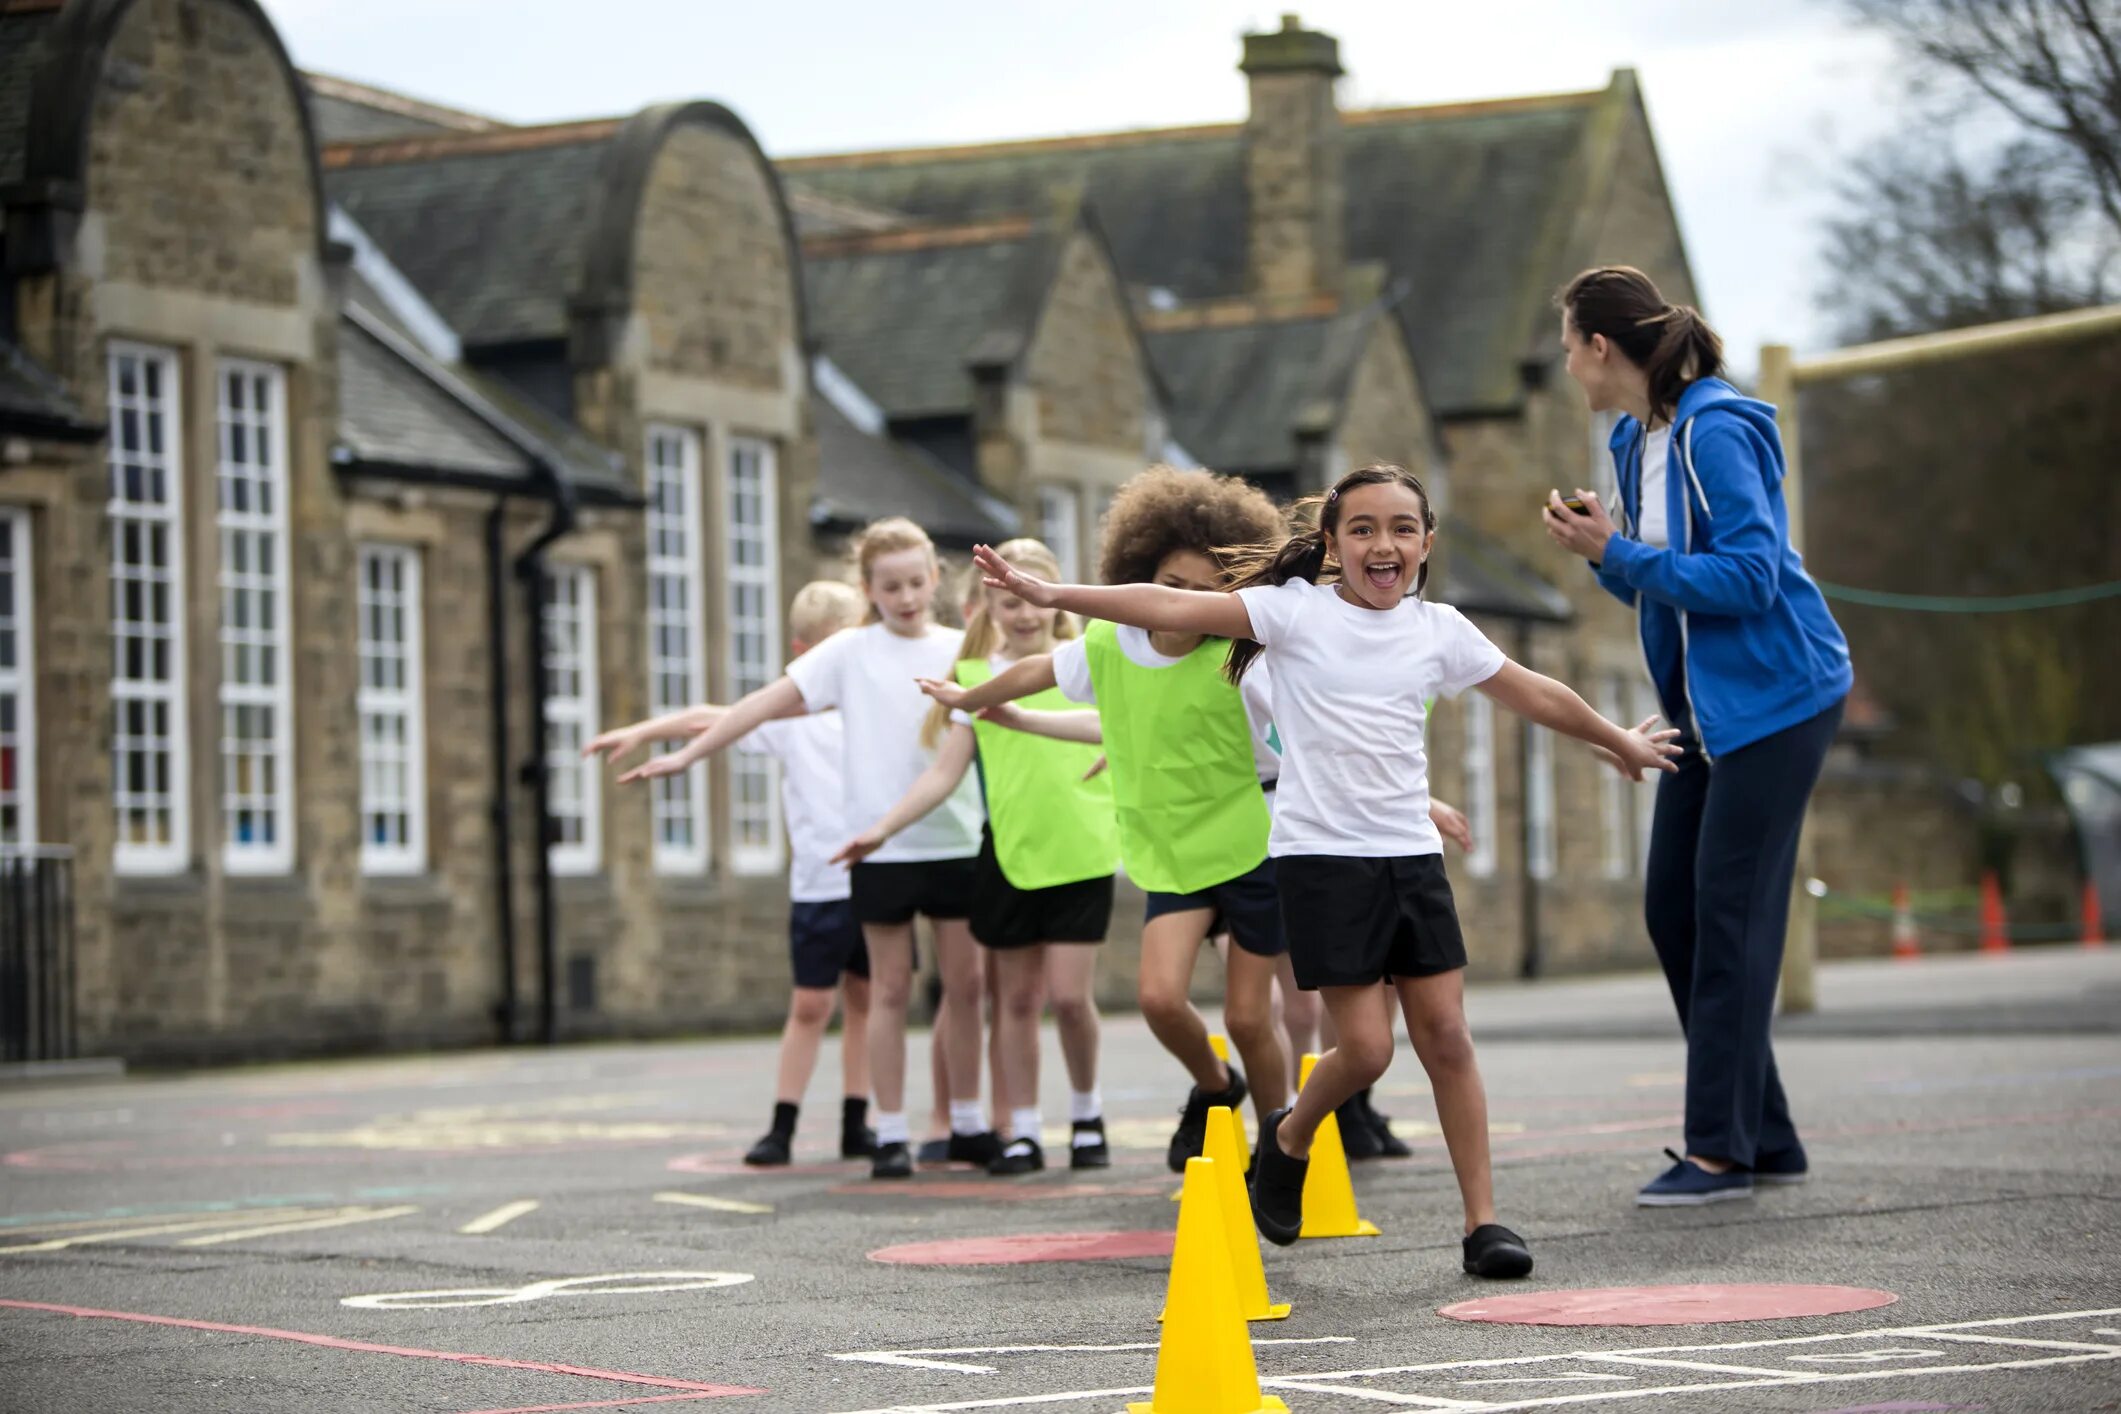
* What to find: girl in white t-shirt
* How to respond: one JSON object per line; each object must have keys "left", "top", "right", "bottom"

{"left": 971, "top": 464, "right": 1680, "bottom": 1277}
{"left": 626, "top": 518, "right": 994, "bottom": 1181}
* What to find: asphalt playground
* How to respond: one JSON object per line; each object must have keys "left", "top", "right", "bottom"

{"left": 2, "top": 946, "right": 2116, "bottom": 1413}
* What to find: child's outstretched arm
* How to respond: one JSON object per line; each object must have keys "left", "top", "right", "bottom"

{"left": 618, "top": 677, "right": 806, "bottom": 783}
{"left": 977, "top": 702, "right": 1103, "bottom": 745}
{"left": 917, "top": 652, "right": 1058, "bottom": 715}
{"left": 584, "top": 704, "right": 727, "bottom": 767}
{"left": 830, "top": 725, "right": 977, "bottom": 867}
{"left": 1476, "top": 663, "right": 1681, "bottom": 781}
{"left": 973, "top": 544, "right": 1253, "bottom": 640}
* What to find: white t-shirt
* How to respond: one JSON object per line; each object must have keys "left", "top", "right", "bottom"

{"left": 784, "top": 622, "right": 984, "bottom": 863}
{"left": 1234, "top": 579, "right": 1505, "bottom": 857}
{"left": 1051, "top": 626, "right": 1281, "bottom": 782}
{"left": 1639, "top": 426, "right": 1671, "bottom": 548}
{"left": 742, "top": 713, "right": 848, "bottom": 904}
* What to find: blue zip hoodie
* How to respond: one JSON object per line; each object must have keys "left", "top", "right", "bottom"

{"left": 1594, "top": 376, "right": 1851, "bottom": 758}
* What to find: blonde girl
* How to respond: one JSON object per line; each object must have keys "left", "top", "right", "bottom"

{"left": 836, "top": 539, "right": 1115, "bottom": 1174}
{"left": 625, "top": 518, "right": 994, "bottom": 1179}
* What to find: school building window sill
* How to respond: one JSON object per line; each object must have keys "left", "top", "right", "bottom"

{"left": 553, "top": 872, "right": 615, "bottom": 906}
{"left": 360, "top": 873, "right": 454, "bottom": 908}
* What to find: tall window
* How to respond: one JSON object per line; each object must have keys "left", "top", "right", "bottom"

{"left": 725, "top": 437, "right": 783, "bottom": 874}
{"left": 1462, "top": 693, "right": 1497, "bottom": 879}
{"left": 108, "top": 344, "right": 189, "bottom": 875}
{"left": 356, "top": 545, "right": 425, "bottom": 875}
{"left": 1526, "top": 724, "right": 1556, "bottom": 882}
{"left": 217, "top": 361, "right": 294, "bottom": 873}
{"left": 1038, "top": 484, "right": 1082, "bottom": 580}
{"left": 543, "top": 567, "right": 600, "bottom": 876}
{"left": 1597, "top": 674, "right": 1631, "bottom": 880}
{"left": 646, "top": 425, "right": 709, "bottom": 874}
{"left": 1632, "top": 678, "right": 1662, "bottom": 877}
{"left": 0, "top": 511, "right": 35, "bottom": 848}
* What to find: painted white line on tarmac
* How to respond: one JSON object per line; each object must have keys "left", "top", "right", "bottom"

{"left": 832, "top": 1336, "right": 1354, "bottom": 1375}
{"left": 179, "top": 1205, "right": 419, "bottom": 1246}
{"left": 459, "top": 1199, "right": 540, "bottom": 1234}
{"left": 654, "top": 1191, "right": 773, "bottom": 1214}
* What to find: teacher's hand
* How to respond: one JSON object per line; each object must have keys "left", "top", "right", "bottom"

{"left": 1543, "top": 489, "right": 1618, "bottom": 566}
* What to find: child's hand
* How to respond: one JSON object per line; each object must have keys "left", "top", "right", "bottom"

{"left": 1430, "top": 799, "right": 1474, "bottom": 853}
{"left": 831, "top": 828, "right": 888, "bottom": 868}
{"left": 583, "top": 725, "right": 648, "bottom": 765}
{"left": 915, "top": 676, "right": 969, "bottom": 709}
{"left": 975, "top": 702, "right": 1024, "bottom": 730}
{"left": 618, "top": 750, "right": 690, "bottom": 785}
{"left": 971, "top": 543, "right": 1061, "bottom": 608}
{"left": 1599, "top": 715, "right": 1682, "bottom": 781}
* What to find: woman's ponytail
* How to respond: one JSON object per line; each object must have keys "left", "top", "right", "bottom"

{"left": 1558, "top": 267, "right": 1725, "bottom": 424}
{"left": 1643, "top": 303, "right": 1725, "bottom": 427}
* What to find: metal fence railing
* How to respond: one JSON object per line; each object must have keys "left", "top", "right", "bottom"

{"left": 0, "top": 848, "right": 76, "bottom": 1063}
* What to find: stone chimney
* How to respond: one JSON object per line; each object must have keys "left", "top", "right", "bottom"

{"left": 1240, "top": 13, "right": 1345, "bottom": 301}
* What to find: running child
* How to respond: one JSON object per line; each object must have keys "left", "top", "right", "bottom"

{"left": 623, "top": 518, "right": 996, "bottom": 1179}
{"left": 969, "top": 464, "right": 1680, "bottom": 1277}
{"left": 836, "top": 538, "right": 1117, "bottom": 1175}
{"left": 586, "top": 579, "right": 876, "bottom": 1165}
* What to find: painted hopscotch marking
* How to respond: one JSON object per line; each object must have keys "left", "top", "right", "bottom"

{"left": 460, "top": 1200, "right": 541, "bottom": 1235}
{"left": 821, "top": 1308, "right": 2121, "bottom": 1413}
{"left": 654, "top": 1191, "right": 773, "bottom": 1215}
{"left": 343, "top": 1272, "right": 755, "bottom": 1311}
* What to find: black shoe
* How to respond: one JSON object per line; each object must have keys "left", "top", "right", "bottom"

{"left": 946, "top": 1130, "right": 1002, "bottom": 1167}
{"left": 988, "top": 1137, "right": 1045, "bottom": 1175}
{"left": 915, "top": 1137, "right": 952, "bottom": 1166}
{"left": 1362, "top": 1091, "right": 1413, "bottom": 1159}
{"left": 870, "top": 1140, "right": 913, "bottom": 1179}
{"left": 1069, "top": 1118, "right": 1111, "bottom": 1170}
{"left": 1167, "top": 1065, "right": 1248, "bottom": 1173}
{"left": 744, "top": 1130, "right": 793, "bottom": 1166}
{"left": 840, "top": 1123, "right": 878, "bottom": 1160}
{"left": 1248, "top": 1107, "right": 1308, "bottom": 1247}
{"left": 1462, "top": 1223, "right": 1534, "bottom": 1278}
{"left": 1337, "top": 1093, "right": 1385, "bottom": 1161}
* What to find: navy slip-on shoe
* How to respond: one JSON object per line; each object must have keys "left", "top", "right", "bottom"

{"left": 1637, "top": 1147, "right": 1755, "bottom": 1207}
{"left": 1751, "top": 1145, "right": 1810, "bottom": 1186}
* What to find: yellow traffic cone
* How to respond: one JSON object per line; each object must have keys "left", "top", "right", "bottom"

{"left": 1132, "top": 1157, "right": 1289, "bottom": 1414}
{"left": 1175, "top": 1034, "right": 1250, "bottom": 1202}
{"left": 1297, "top": 1052, "right": 1380, "bottom": 1240}
{"left": 1208, "top": 1105, "right": 1290, "bottom": 1321}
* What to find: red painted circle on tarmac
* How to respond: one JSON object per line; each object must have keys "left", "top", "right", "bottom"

{"left": 1440, "top": 1284, "right": 1898, "bottom": 1327}
{"left": 869, "top": 1230, "right": 1175, "bottom": 1266}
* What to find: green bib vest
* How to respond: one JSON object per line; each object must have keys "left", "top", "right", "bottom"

{"left": 957, "top": 657, "right": 1118, "bottom": 890}
{"left": 1080, "top": 621, "right": 1269, "bottom": 894}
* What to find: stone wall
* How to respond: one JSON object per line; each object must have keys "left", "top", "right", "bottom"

{"left": 1332, "top": 319, "right": 1434, "bottom": 485}
{"left": 1024, "top": 228, "right": 1149, "bottom": 456}
{"left": 1241, "top": 68, "right": 1344, "bottom": 299}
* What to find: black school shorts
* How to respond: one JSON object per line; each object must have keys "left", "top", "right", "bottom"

{"left": 787, "top": 898, "right": 870, "bottom": 989}
{"left": 849, "top": 854, "right": 980, "bottom": 926}
{"left": 1142, "top": 855, "right": 1286, "bottom": 958}
{"left": 1275, "top": 853, "right": 1468, "bottom": 989}
{"left": 969, "top": 828, "right": 1114, "bottom": 950}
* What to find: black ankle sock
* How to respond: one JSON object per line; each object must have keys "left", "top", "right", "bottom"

{"left": 771, "top": 1101, "right": 799, "bottom": 1137}
{"left": 842, "top": 1096, "right": 869, "bottom": 1123}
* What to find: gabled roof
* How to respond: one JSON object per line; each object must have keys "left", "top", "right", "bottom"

{"left": 782, "top": 86, "right": 1615, "bottom": 417}
{"left": 303, "top": 71, "right": 504, "bottom": 145}
{"left": 802, "top": 217, "right": 1061, "bottom": 420}
{"left": 0, "top": 334, "right": 100, "bottom": 442}
{"left": 1437, "top": 527, "right": 1572, "bottom": 623}
{"left": 812, "top": 392, "right": 1012, "bottom": 547}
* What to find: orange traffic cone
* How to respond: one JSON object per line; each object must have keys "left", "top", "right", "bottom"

{"left": 1891, "top": 883, "right": 1920, "bottom": 961}
{"left": 1980, "top": 871, "right": 2010, "bottom": 954}
{"left": 2084, "top": 879, "right": 2106, "bottom": 949}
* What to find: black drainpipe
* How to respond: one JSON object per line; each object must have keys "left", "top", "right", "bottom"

{"left": 514, "top": 463, "right": 578, "bottom": 1046}
{"left": 486, "top": 499, "right": 520, "bottom": 1042}
{"left": 1516, "top": 619, "right": 1543, "bottom": 980}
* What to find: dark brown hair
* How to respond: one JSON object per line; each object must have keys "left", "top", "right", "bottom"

{"left": 1221, "top": 464, "right": 1435, "bottom": 684}
{"left": 1097, "top": 464, "right": 1284, "bottom": 587}
{"left": 1556, "top": 265, "right": 1724, "bottom": 425}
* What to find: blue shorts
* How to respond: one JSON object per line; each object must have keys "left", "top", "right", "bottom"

{"left": 1142, "top": 856, "right": 1285, "bottom": 958}
{"left": 789, "top": 898, "right": 870, "bottom": 989}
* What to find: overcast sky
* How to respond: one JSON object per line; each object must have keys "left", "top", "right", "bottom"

{"left": 265, "top": 0, "right": 1909, "bottom": 378}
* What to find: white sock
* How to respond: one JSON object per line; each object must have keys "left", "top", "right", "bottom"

{"left": 1069, "top": 1088, "right": 1103, "bottom": 1124}
{"left": 948, "top": 1100, "right": 985, "bottom": 1135}
{"left": 1010, "top": 1107, "right": 1042, "bottom": 1145}
{"left": 874, "top": 1111, "right": 909, "bottom": 1145}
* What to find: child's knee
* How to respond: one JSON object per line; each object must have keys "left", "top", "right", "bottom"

{"left": 1412, "top": 1015, "right": 1475, "bottom": 1071}
{"left": 1001, "top": 977, "right": 1043, "bottom": 1023}
{"left": 1137, "top": 976, "right": 1188, "bottom": 1026}
{"left": 788, "top": 988, "right": 835, "bottom": 1029}
{"left": 1341, "top": 1028, "right": 1394, "bottom": 1083}
{"left": 1050, "top": 991, "right": 1096, "bottom": 1028}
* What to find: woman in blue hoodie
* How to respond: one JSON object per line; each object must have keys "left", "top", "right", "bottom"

{"left": 1544, "top": 266, "right": 1852, "bottom": 1207}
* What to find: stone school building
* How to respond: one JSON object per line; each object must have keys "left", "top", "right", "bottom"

{"left": 2, "top": 0, "right": 1707, "bottom": 1061}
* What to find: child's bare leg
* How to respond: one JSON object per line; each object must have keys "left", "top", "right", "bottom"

{"left": 926, "top": 991, "right": 950, "bottom": 1140}
{"left": 775, "top": 987, "right": 835, "bottom": 1104}
{"left": 1044, "top": 943, "right": 1100, "bottom": 1095}
{"left": 985, "top": 953, "right": 1011, "bottom": 1131}
{"left": 1274, "top": 952, "right": 1321, "bottom": 1090}
{"left": 838, "top": 973, "right": 871, "bottom": 1098}
{"left": 1396, "top": 968, "right": 1495, "bottom": 1232}
{"left": 862, "top": 925, "right": 916, "bottom": 1116}
{"left": 1135, "top": 910, "right": 1225, "bottom": 1089}
{"left": 931, "top": 918, "right": 987, "bottom": 1123}
{"left": 1221, "top": 946, "right": 1290, "bottom": 1120}
{"left": 1277, "top": 983, "right": 1393, "bottom": 1155}
{"left": 992, "top": 946, "right": 1046, "bottom": 1140}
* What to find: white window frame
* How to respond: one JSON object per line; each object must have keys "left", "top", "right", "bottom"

{"left": 1037, "top": 484, "right": 1083, "bottom": 581}
{"left": 725, "top": 435, "right": 784, "bottom": 876}
{"left": 543, "top": 566, "right": 601, "bottom": 877}
{"left": 0, "top": 509, "right": 36, "bottom": 849}
{"left": 1597, "top": 674, "right": 1631, "bottom": 880}
{"left": 108, "top": 342, "right": 190, "bottom": 876}
{"left": 356, "top": 544, "right": 426, "bottom": 876}
{"left": 1526, "top": 723, "right": 1556, "bottom": 882}
{"left": 215, "top": 359, "right": 295, "bottom": 874}
{"left": 645, "top": 424, "right": 710, "bottom": 875}
{"left": 1462, "top": 692, "right": 1498, "bottom": 879}
{"left": 1632, "top": 677, "right": 1663, "bottom": 878}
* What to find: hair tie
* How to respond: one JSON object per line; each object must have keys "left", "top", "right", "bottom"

{"left": 1325, "top": 488, "right": 1339, "bottom": 502}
